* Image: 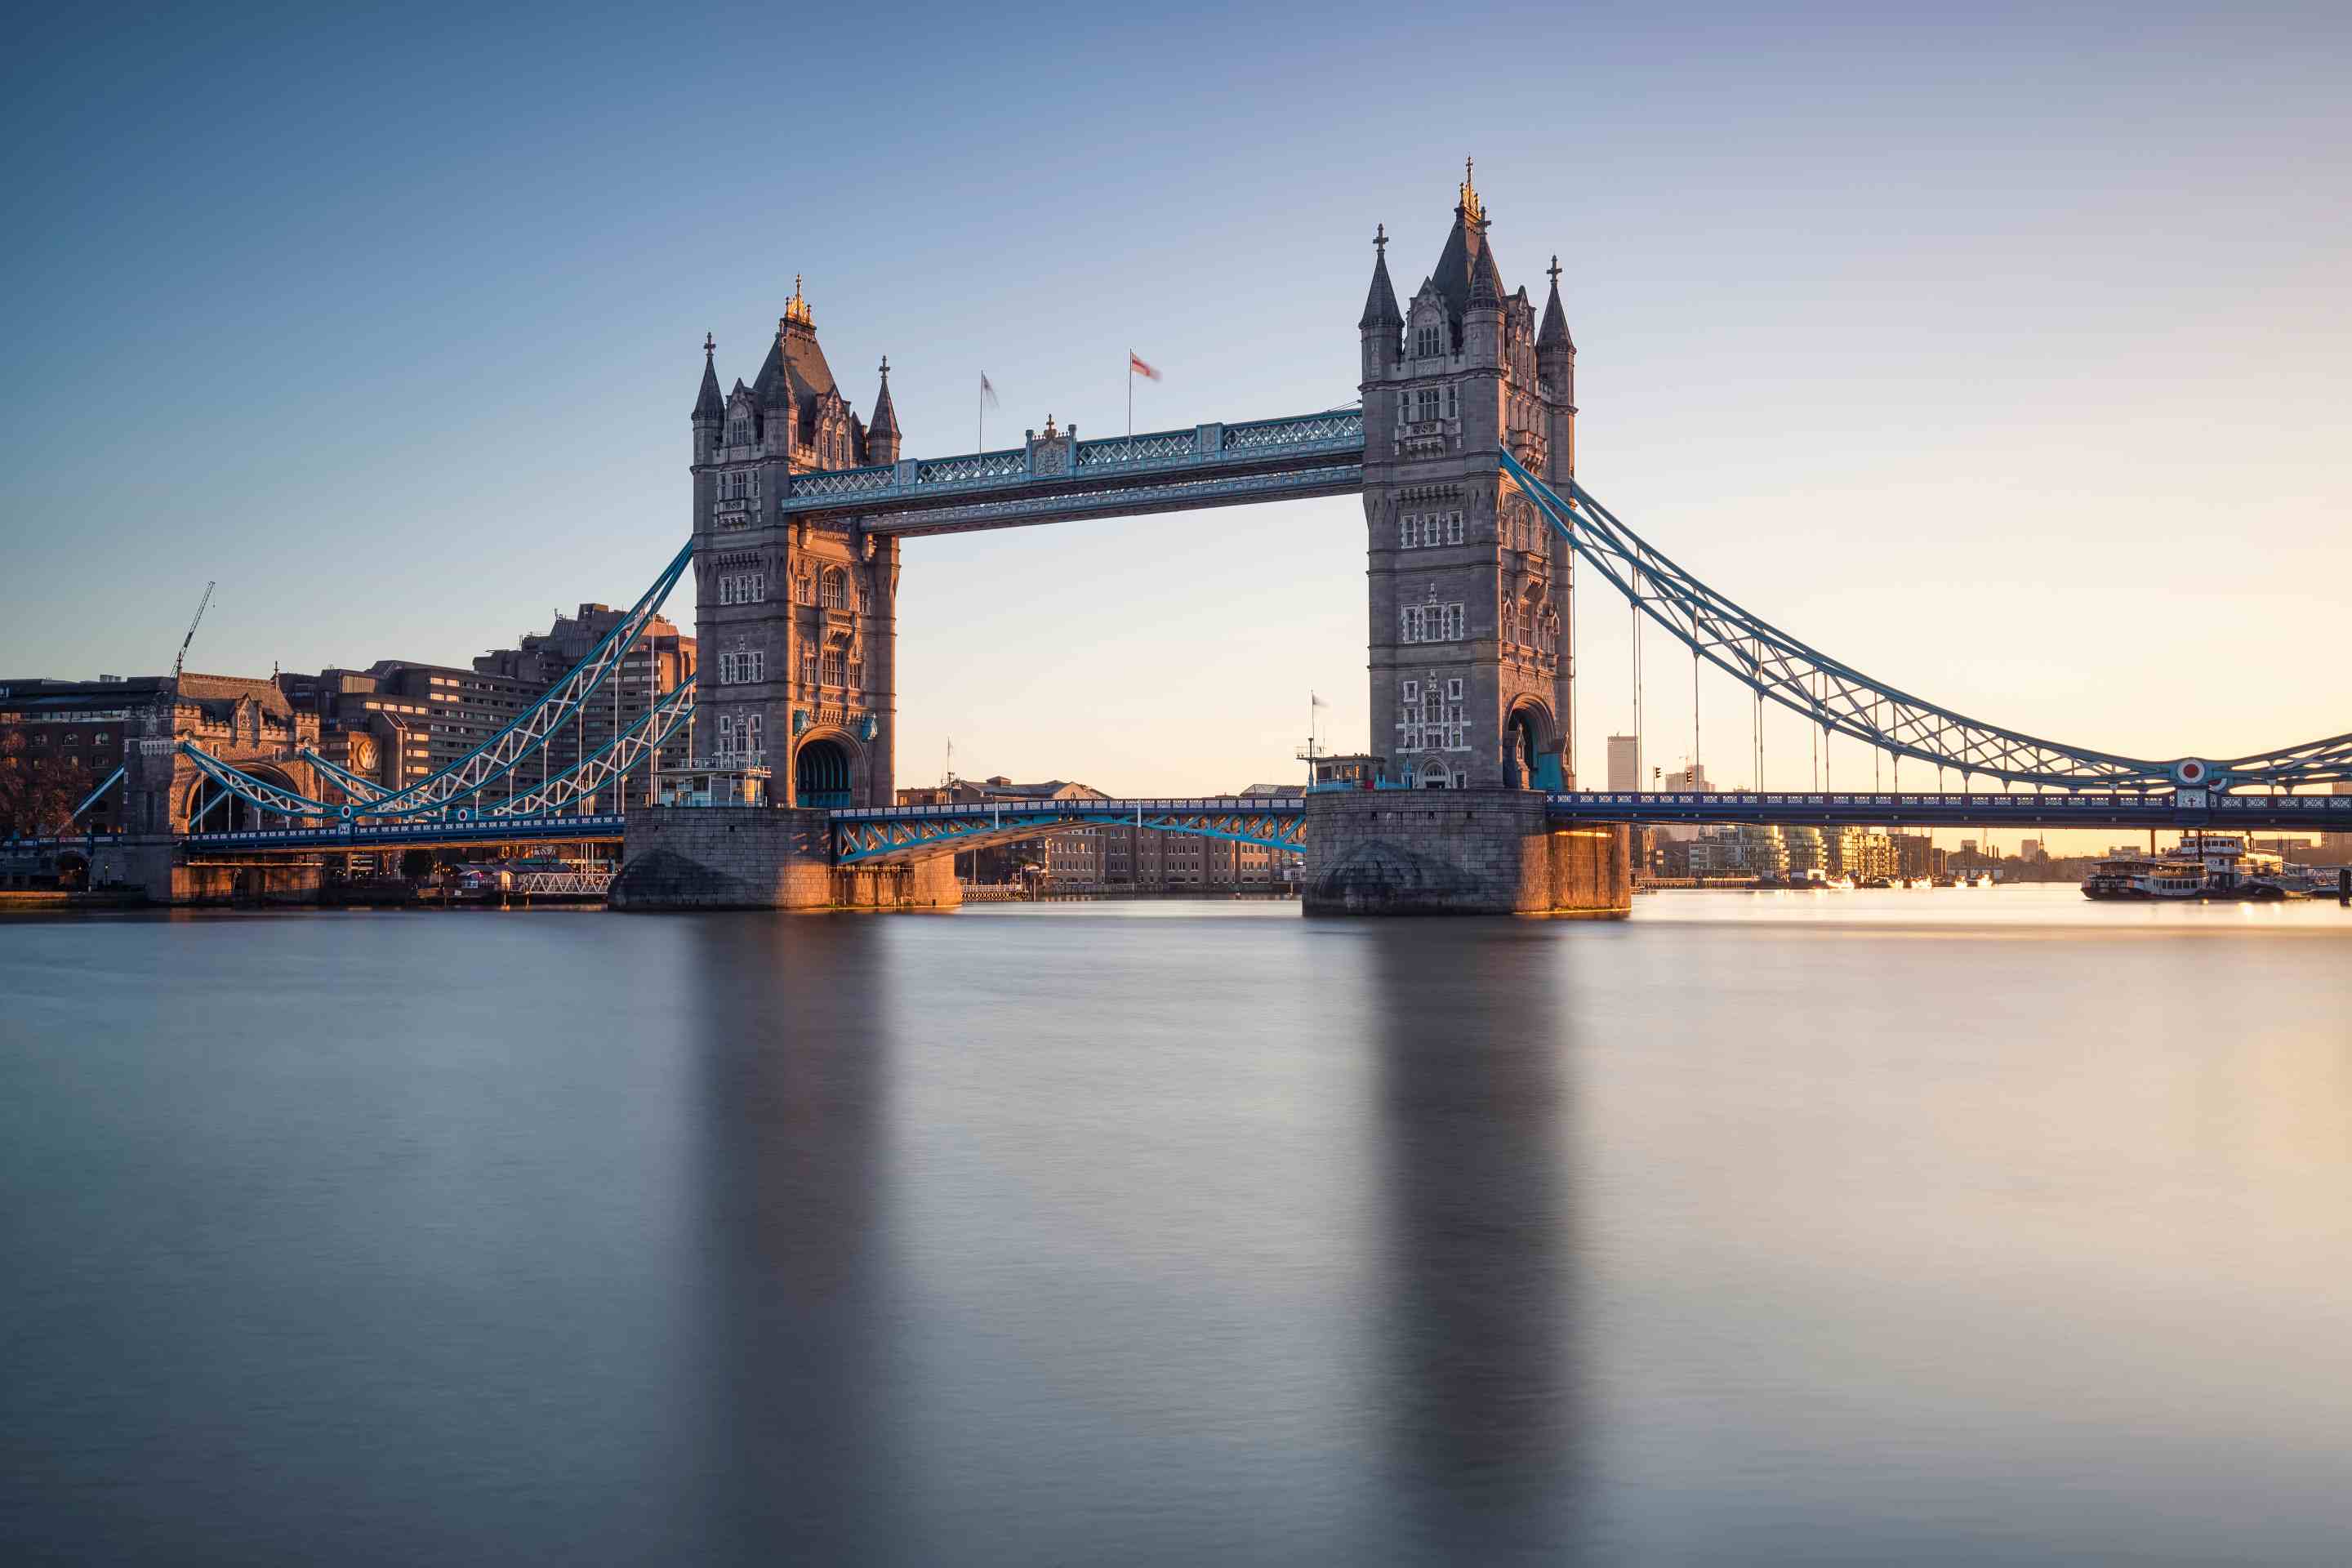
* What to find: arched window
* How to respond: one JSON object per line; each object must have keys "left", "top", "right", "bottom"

{"left": 819, "top": 568, "right": 847, "bottom": 608}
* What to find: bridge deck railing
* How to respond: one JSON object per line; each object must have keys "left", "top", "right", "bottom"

{"left": 777, "top": 411, "right": 1365, "bottom": 518}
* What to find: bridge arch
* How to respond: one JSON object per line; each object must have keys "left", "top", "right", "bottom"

{"left": 182, "top": 763, "right": 305, "bottom": 833}
{"left": 1505, "top": 697, "right": 1557, "bottom": 791}
{"left": 792, "top": 731, "right": 861, "bottom": 809}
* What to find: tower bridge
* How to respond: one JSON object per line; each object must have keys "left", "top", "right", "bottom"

{"left": 90, "top": 167, "right": 2347, "bottom": 911}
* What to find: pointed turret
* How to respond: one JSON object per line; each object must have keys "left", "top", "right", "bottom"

{"left": 1537, "top": 256, "right": 1574, "bottom": 354}
{"left": 1468, "top": 242, "right": 1503, "bottom": 310}
{"left": 866, "top": 355, "right": 902, "bottom": 465}
{"left": 1359, "top": 223, "right": 1403, "bottom": 330}
{"left": 691, "top": 333, "right": 724, "bottom": 463}
{"left": 692, "top": 332, "right": 724, "bottom": 421}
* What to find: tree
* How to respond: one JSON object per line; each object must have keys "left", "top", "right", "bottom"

{"left": 399, "top": 848, "right": 435, "bottom": 880}
{"left": 0, "top": 733, "right": 99, "bottom": 838}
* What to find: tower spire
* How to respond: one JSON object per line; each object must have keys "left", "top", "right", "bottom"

{"left": 1538, "top": 253, "right": 1575, "bottom": 354}
{"left": 1359, "top": 222, "right": 1402, "bottom": 331}
{"left": 692, "top": 331, "right": 724, "bottom": 421}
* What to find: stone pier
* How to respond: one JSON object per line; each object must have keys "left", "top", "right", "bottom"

{"left": 609, "top": 806, "right": 960, "bottom": 911}
{"left": 87, "top": 835, "right": 325, "bottom": 906}
{"left": 1303, "top": 790, "right": 1630, "bottom": 916}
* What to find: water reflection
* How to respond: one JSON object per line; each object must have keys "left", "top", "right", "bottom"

{"left": 688, "top": 916, "right": 906, "bottom": 1563}
{"left": 1363, "top": 924, "right": 1591, "bottom": 1561}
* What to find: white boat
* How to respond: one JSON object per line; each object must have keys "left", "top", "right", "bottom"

{"left": 2082, "top": 837, "right": 2290, "bottom": 902}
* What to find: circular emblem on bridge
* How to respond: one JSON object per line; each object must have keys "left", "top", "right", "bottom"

{"left": 2173, "top": 759, "right": 2213, "bottom": 786}
{"left": 457, "top": 808, "right": 473, "bottom": 822}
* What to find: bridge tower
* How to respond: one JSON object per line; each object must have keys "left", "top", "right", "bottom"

{"left": 689, "top": 279, "right": 900, "bottom": 808}
{"left": 1358, "top": 165, "right": 1577, "bottom": 791}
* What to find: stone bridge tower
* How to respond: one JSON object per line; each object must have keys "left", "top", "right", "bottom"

{"left": 689, "top": 278, "right": 900, "bottom": 808}
{"left": 1357, "top": 164, "right": 1578, "bottom": 791}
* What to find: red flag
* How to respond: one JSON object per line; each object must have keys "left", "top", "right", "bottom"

{"left": 1128, "top": 351, "right": 1161, "bottom": 382}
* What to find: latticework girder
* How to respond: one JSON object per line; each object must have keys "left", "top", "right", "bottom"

{"left": 1500, "top": 452, "right": 2345, "bottom": 791}
{"left": 831, "top": 800, "right": 1305, "bottom": 866}
{"left": 487, "top": 677, "right": 696, "bottom": 817}
{"left": 179, "top": 539, "right": 695, "bottom": 822}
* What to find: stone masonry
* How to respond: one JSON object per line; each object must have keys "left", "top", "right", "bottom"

{"left": 691, "top": 279, "right": 902, "bottom": 810}
{"left": 1303, "top": 791, "right": 1629, "bottom": 916}
{"left": 1358, "top": 164, "right": 1579, "bottom": 792}
{"left": 609, "top": 805, "right": 959, "bottom": 911}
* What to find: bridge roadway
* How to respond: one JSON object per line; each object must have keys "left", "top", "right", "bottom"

{"left": 832, "top": 788, "right": 2352, "bottom": 865}
{"left": 16, "top": 788, "right": 2337, "bottom": 868}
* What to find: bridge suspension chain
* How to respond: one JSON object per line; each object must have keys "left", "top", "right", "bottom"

{"left": 178, "top": 539, "right": 697, "bottom": 822}
{"left": 1501, "top": 451, "right": 2346, "bottom": 792}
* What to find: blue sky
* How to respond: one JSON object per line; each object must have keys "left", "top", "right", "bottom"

{"left": 2, "top": 1, "right": 2345, "bottom": 809}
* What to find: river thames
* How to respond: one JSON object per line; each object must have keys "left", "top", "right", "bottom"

{"left": 4, "top": 889, "right": 2349, "bottom": 1564}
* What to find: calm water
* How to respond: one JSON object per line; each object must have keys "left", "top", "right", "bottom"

{"left": 3, "top": 889, "right": 2350, "bottom": 1564}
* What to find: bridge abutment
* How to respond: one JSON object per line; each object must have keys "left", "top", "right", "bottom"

{"left": 610, "top": 806, "right": 959, "bottom": 911}
{"left": 1303, "top": 791, "right": 1630, "bottom": 917}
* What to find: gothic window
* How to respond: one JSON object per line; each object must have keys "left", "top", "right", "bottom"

{"left": 799, "top": 648, "right": 816, "bottom": 685}
{"left": 820, "top": 568, "right": 847, "bottom": 608}
{"left": 1445, "top": 511, "right": 1463, "bottom": 545}
{"left": 1401, "top": 679, "right": 1420, "bottom": 703}
{"left": 741, "top": 713, "right": 762, "bottom": 757}
{"left": 795, "top": 575, "right": 814, "bottom": 605}
{"left": 1502, "top": 601, "right": 1517, "bottom": 644}
{"left": 1399, "top": 514, "right": 1413, "bottom": 550}
{"left": 1398, "top": 604, "right": 1465, "bottom": 644}
{"left": 849, "top": 660, "right": 864, "bottom": 689}
{"left": 856, "top": 582, "right": 872, "bottom": 613}
{"left": 822, "top": 650, "right": 844, "bottom": 686}
{"left": 1444, "top": 383, "right": 1459, "bottom": 421}
{"left": 1414, "top": 323, "right": 1442, "bottom": 359}
{"left": 717, "top": 713, "right": 733, "bottom": 751}
{"left": 1447, "top": 678, "right": 1463, "bottom": 702}
{"left": 727, "top": 417, "right": 750, "bottom": 447}
{"left": 746, "top": 572, "right": 764, "bottom": 603}
{"left": 1415, "top": 386, "right": 1441, "bottom": 423}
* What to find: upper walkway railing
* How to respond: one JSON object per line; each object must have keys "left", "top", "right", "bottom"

{"left": 773, "top": 410, "right": 1365, "bottom": 535}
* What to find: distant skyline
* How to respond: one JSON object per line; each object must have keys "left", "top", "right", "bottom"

{"left": 3, "top": 2, "right": 2345, "bottom": 831}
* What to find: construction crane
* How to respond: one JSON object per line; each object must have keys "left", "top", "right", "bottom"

{"left": 172, "top": 581, "right": 216, "bottom": 682}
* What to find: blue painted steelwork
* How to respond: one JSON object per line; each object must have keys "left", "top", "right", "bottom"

{"left": 177, "top": 539, "right": 697, "bottom": 822}
{"left": 1547, "top": 789, "right": 2352, "bottom": 831}
{"left": 297, "top": 747, "right": 393, "bottom": 803}
{"left": 185, "top": 815, "right": 627, "bottom": 852}
{"left": 1500, "top": 451, "right": 2350, "bottom": 791}
{"left": 488, "top": 677, "right": 697, "bottom": 818}
{"left": 772, "top": 409, "right": 1366, "bottom": 537}
{"left": 867, "top": 466, "right": 1364, "bottom": 540}
{"left": 831, "top": 797, "right": 1305, "bottom": 866}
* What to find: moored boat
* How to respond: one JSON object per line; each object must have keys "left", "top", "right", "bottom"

{"left": 2081, "top": 836, "right": 2291, "bottom": 902}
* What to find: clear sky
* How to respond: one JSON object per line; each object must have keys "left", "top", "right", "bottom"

{"left": 2, "top": 2, "right": 2345, "bottom": 824}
